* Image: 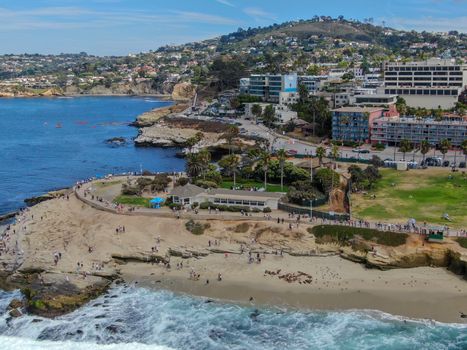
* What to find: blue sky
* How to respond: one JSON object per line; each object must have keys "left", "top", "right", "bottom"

{"left": 0, "top": 0, "right": 466, "bottom": 55}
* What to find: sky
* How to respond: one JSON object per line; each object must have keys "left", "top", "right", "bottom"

{"left": 0, "top": 0, "right": 466, "bottom": 55}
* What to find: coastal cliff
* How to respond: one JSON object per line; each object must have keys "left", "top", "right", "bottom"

{"left": 0, "top": 185, "right": 466, "bottom": 320}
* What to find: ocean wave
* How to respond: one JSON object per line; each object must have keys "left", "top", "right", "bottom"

{"left": 0, "top": 336, "right": 174, "bottom": 350}
{"left": 0, "top": 286, "right": 466, "bottom": 350}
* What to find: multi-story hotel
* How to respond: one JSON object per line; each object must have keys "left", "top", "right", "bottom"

{"left": 370, "top": 115, "right": 467, "bottom": 147}
{"left": 383, "top": 59, "right": 467, "bottom": 109}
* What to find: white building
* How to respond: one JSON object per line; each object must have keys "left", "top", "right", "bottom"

{"left": 169, "top": 184, "right": 285, "bottom": 210}
{"left": 383, "top": 58, "right": 467, "bottom": 109}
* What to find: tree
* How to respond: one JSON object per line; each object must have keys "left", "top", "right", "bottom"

{"left": 298, "top": 84, "right": 309, "bottom": 103}
{"left": 439, "top": 139, "right": 451, "bottom": 161}
{"left": 398, "top": 139, "right": 413, "bottom": 161}
{"left": 277, "top": 148, "right": 287, "bottom": 191}
{"left": 210, "top": 56, "right": 246, "bottom": 91}
{"left": 262, "top": 104, "right": 277, "bottom": 128}
{"left": 331, "top": 144, "right": 339, "bottom": 164}
{"left": 316, "top": 146, "right": 326, "bottom": 166}
{"left": 185, "top": 149, "right": 211, "bottom": 179}
{"left": 462, "top": 139, "right": 467, "bottom": 164}
{"left": 314, "top": 168, "right": 340, "bottom": 195}
{"left": 419, "top": 140, "right": 431, "bottom": 164}
{"left": 223, "top": 125, "right": 239, "bottom": 154}
{"left": 251, "top": 104, "right": 262, "bottom": 124}
{"left": 185, "top": 153, "right": 203, "bottom": 179}
{"left": 219, "top": 154, "right": 241, "bottom": 187}
{"left": 258, "top": 151, "right": 271, "bottom": 190}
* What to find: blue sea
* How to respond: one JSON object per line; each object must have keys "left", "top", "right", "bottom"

{"left": 0, "top": 96, "right": 184, "bottom": 215}
{"left": 0, "top": 97, "right": 466, "bottom": 350}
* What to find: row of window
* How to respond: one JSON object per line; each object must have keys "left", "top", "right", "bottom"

{"left": 386, "top": 66, "right": 462, "bottom": 72}
{"left": 213, "top": 198, "right": 266, "bottom": 206}
{"left": 385, "top": 89, "right": 458, "bottom": 96}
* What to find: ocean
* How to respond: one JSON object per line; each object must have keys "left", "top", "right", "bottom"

{"left": 0, "top": 96, "right": 184, "bottom": 215}
{"left": 0, "top": 287, "right": 466, "bottom": 350}
{"left": 0, "top": 96, "right": 466, "bottom": 350}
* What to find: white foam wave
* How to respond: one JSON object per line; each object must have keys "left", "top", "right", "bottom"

{"left": 0, "top": 336, "right": 174, "bottom": 350}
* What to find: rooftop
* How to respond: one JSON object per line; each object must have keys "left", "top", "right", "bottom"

{"left": 332, "top": 107, "right": 384, "bottom": 113}
{"left": 169, "top": 184, "right": 205, "bottom": 197}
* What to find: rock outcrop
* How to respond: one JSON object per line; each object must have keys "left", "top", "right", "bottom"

{"left": 171, "top": 82, "right": 196, "bottom": 101}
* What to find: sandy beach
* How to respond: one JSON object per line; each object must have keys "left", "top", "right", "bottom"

{"left": 1, "top": 190, "right": 466, "bottom": 323}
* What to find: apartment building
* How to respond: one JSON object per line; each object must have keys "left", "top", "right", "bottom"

{"left": 371, "top": 115, "right": 467, "bottom": 147}
{"left": 332, "top": 107, "right": 384, "bottom": 143}
{"left": 247, "top": 74, "right": 297, "bottom": 102}
{"left": 383, "top": 58, "right": 467, "bottom": 109}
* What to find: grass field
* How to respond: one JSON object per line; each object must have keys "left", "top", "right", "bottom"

{"left": 114, "top": 195, "right": 151, "bottom": 208}
{"left": 352, "top": 168, "right": 467, "bottom": 228}
{"left": 221, "top": 180, "right": 288, "bottom": 193}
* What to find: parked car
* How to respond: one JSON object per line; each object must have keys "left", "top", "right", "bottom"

{"left": 442, "top": 160, "right": 450, "bottom": 167}
{"left": 459, "top": 162, "right": 466, "bottom": 168}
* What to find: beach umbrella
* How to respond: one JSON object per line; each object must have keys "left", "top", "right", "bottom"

{"left": 150, "top": 197, "right": 165, "bottom": 209}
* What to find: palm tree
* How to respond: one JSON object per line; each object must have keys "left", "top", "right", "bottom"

{"left": 439, "top": 139, "right": 451, "bottom": 162}
{"left": 258, "top": 151, "right": 271, "bottom": 190}
{"left": 419, "top": 140, "right": 431, "bottom": 164}
{"left": 219, "top": 154, "right": 240, "bottom": 187}
{"left": 316, "top": 146, "right": 326, "bottom": 166}
{"left": 331, "top": 144, "right": 339, "bottom": 168}
{"left": 197, "top": 148, "right": 211, "bottom": 179}
{"left": 223, "top": 125, "right": 239, "bottom": 154}
{"left": 185, "top": 153, "right": 203, "bottom": 179}
{"left": 462, "top": 139, "right": 467, "bottom": 164}
{"left": 251, "top": 104, "right": 262, "bottom": 124}
{"left": 277, "top": 148, "right": 287, "bottom": 191}
{"left": 398, "top": 139, "right": 412, "bottom": 161}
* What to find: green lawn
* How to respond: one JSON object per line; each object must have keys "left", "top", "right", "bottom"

{"left": 114, "top": 195, "right": 151, "bottom": 208}
{"left": 221, "top": 180, "right": 288, "bottom": 193}
{"left": 352, "top": 168, "right": 467, "bottom": 228}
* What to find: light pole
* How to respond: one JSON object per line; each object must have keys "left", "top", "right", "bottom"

{"left": 310, "top": 156, "right": 313, "bottom": 220}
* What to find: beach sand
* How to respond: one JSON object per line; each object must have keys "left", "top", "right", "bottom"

{"left": 1, "top": 193, "right": 466, "bottom": 323}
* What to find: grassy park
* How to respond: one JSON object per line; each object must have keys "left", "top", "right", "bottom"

{"left": 114, "top": 195, "right": 151, "bottom": 208}
{"left": 352, "top": 168, "right": 467, "bottom": 228}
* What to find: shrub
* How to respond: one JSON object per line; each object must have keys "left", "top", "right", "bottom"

{"left": 252, "top": 208, "right": 261, "bottom": 213}
{"left": 263, "top": 207, "right": 272, "bottom": 213}
{"left": 176, "top": 177, "right": 189, "bottom": 187}
{"left": 199, "top": 202, "right": 251, "bottom": 212}
{"left": 374, "top": 143, "right": 386, "bottom": 151}
{"left": 167, "top": 203, "right": 182, "bottom": 210}
{"left": 195, "top": 180, "right": 219, "bottom": 189}
{"left": 185, "top": 219, "right": 210, "bottom": 235}
{"left": 121, "top": 184, "right": 140, "bottom": 196}
{"left": 456, "top": 237, "right": 467, "bottom": 249}
{"left": 308, "top": 225, "right": 408, "bottom": 247}
{"left": 191, "top": 202, "right": 199, "bottom": 209}
{"left": 234, "top": 222, "right": 250, "bottom": 233}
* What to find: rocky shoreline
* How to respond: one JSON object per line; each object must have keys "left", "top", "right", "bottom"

{"left": 0, "top": 186, "right": 466, "bottom": 320}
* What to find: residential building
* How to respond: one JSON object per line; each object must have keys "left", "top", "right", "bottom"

{"left": 247, "top": 74, "right": 297, "bottom": 102}
{"left": 169, "top": 184, "right": 285, "bottom": 210}
{"left": 332, "top": 107, "right": 384, "bottom": 143}
{"left": 383, "top": 58, "right": 467, "bottom": 109}
{"left": 370, "top": 115, "right": 467, "bottom": 147}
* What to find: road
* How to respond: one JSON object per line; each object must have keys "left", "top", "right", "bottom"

{"left": 238, "top": 119, "right": 464, "bottom": 164}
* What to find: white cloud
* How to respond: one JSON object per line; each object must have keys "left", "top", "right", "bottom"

{"left": 243, "top": 7, "right": 277, "bottom": 21}
{"left": 215, "top": 0, "right": 235, "bottom": 7}
{"left": 0, "top": 6, "right": 239, "bottom": 31}
{"left": 383, "top": 16, "right": 467, "bottom": 32}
